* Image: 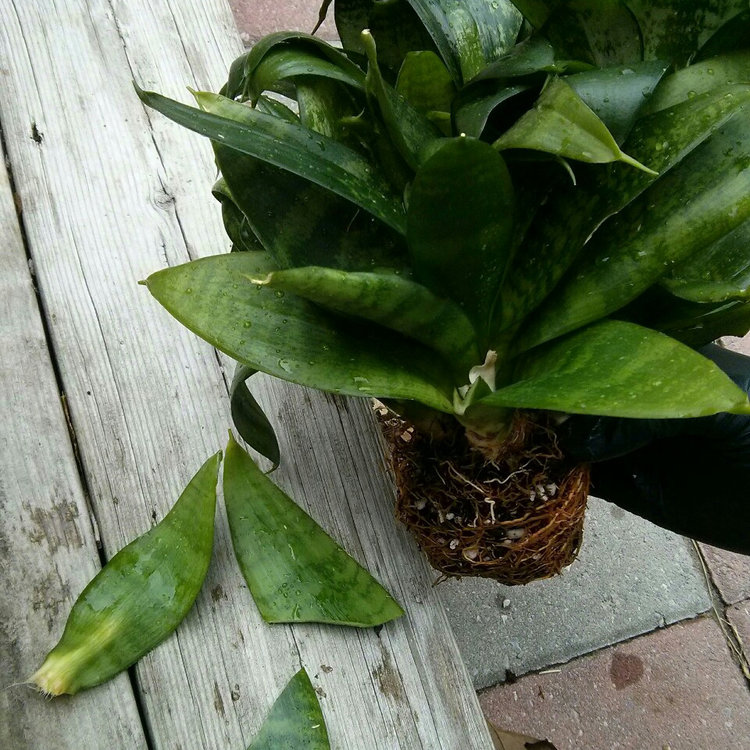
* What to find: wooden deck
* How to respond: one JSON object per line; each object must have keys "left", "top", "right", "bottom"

{"left": 0, "top": 1, "right": 493, "bottom": 748}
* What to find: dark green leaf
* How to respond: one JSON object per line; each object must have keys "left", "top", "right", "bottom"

{"left": 471, "top": 320, "right": 750, "bottom": 419}
{"left": 508, "top": 0, "right": 554, "bottom": 27}
{"left": 493, "top": 77, "right": 656, "bottom": 172}
{"left": 621, "top": 287, "right": 750, "bottom": 348}
{"left": 696, "top": 8, "right": 750, "bottom": 61}
{"left": 453, "top": 83, "right": 530, "bottom": 138}
{"left": 206, "top": 84, "right": 405, "bottom": 270}
{"left": 520, "top": 108, "right": 750, "bottom": 348}
{"left": 396, "top": 51, "right": 456, "bottom": 116}
{"left": 566, "top": 61, "right": 670, "bottom": 144}
{"left": 543, "top": 1, "right": 642, "bottom": 67}
{"left": 626, "top": 0, "right": 748, "bottom": 66}
{"left": 212, "top": 143, "right": 406, "bottom": 271}
{"left": 407, "top": 137, "right": 515, "bottom": 337}
{"left": 662, "top": 218, "right": 750, "bottom": 302}
{"left": 333, "top": 0, "right": 436, "bottom": 71}
{"left": 494, "top": 83, "right": 750, "bottom": 337}
{"left": 135, "top": 86, "right": 406, "bottom": 235}
{"left": 248, "top": 669, "right": 329, "bottom": 750}
{"left": 224, "top": 434, "right": 405, "bottom": 627}
{"left": 144, "top": 252, "right": 454, "bottom": 412}
{"left": 405, "top": 0, "right": 523, "bottom": 82}
{"left": 362, "top": 30, "right": 442, "bottom": 170}
{"left": 509, "top": 2, "right": 642, "bottom": 64}
{"left": 230, "top": 364, "right": 280, "bottom": 469}
{"left": 212, "top": 178, "right": 265, "bottom": 253}
{"left": 256, "top": 265, "right": 481, "bottom": 376}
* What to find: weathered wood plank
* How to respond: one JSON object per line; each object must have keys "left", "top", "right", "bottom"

{"left": 0, "top": 0, "right": 493, "bottom": 747}
{"left": 0, "top": 138, "right": 147, "bottom": 747}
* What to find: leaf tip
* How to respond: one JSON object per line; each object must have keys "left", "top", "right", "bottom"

{"left": 225, "top": 430, "right": 241, "bottom": 453}
{"left": 620, "top": 151, "right": 659, "bottom": 177}
{"left": 242, "top": 272, "right": 273, "bottom": 286}
{"left": 30, "top": 651, "right": 76, "bottom": 697}
{"left": 132, "top": 81, "right": 147, "bottom": 102}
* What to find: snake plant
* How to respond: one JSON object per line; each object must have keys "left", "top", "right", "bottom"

{"left": 137, "top": 0, "right": 750, "bottom": 475}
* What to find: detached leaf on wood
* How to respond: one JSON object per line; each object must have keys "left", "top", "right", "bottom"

{"left": 248, "top": 669, "right": 330, "bottom": 749}
{"left": 223, "top": 434, "right": 404, "bottom": 627}
{"left": 31, "top": 453, "right": 220, "bottom": 695}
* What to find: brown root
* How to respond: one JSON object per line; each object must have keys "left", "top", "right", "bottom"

{"left": 380, "top": 409, "right": 590, "bottom": 585}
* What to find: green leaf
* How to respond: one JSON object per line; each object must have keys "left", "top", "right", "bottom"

{"left": 643, "top": 51, "right": 750, "bottom": 114}
{"left": 255, "top": 266, "right": 481, "bottom": 376}
{"left": 211, "top": 178, "right": 265, "bottom": 253}
{"left": 32, "top": 454, "right": 220, "bottom": 695}
{"left": 508, "top": 0, "right": 554, "bottom": 27}
{"left": 135, "top": 86, "right": 406, "bottom": 235}
{"left": 226, "top": 32, "right": 365, "bottom": 102}
{"left": 144, "top": 252, "right": 454, "bottom": 412}
{"left": 453, "top": 38, "right": 558, "bottom": 136}
{"left": 407, "top": 137, "right": 515, "bottom": 337}
{"left": 296, "top": 78, "right": 358, "bottom": 140}
{"left": 471, "top": 320, "right": 750, "bottom": 420}
{"left": 230, "top": 364, "right": 280, "bottom": 469}
{"left": 215, "top": 79, "right": 394, "bottom": 265}
{"left": 520, "top": 107, "right": 750, "bottom": 348}
{"left": 509, "top": 2, "right": 643, "bottom": 63}
{"left": 245, "top": 47, "right": 365, "bottom": 103}
{"left": 248, "top": 669, "right": 329, "bottom": 750}
{"left": 362, "top": 31, "right": 442, "bottom": 170}
{"left": 396, "top": 51, "right": 456, "bottom": 116}
{"left": 493, "top": 77, "right": 656, "bottom": 173}
{"left": 626, "top": 0, "right": 748, "bottom": 66}
{"left": 224, "top": 434, "right": 405, "bottom": 627}
{"left": 331, "top": 0, "right": 368, "bottom": 52}
{"left": 405, "top": 0, "right": 523, "bottom": 82}
{"left": 696, "top": 8, "right": 750, "bottom": 61}
{"left": 494, "top": 83, "right": 750, "bottom": 336}
{"left": 542, "top": 1, "right": 642, "bottom": 67}
{"left": 662, "top": 218, "right": 750, "bottom": 302}
{"left": 566, "top": 61, "right": 670, "bottom": 144}
{"left": 213, "top": 143, "right": 406, "bottom": 271}
{"left": 469, "top": 36, "right": 557, "bottom": 82}
{"left": 254, "top": 94, "right": 299, "bottom": 122}
{"left": 453, "top": 83, "right": 530, "bottom": 138}
{"left": 333, "top": 0, "right": 436, "bottom": 71}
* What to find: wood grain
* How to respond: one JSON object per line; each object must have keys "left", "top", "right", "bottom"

{"left": 0, "top": 135, "right": 147, "bottom": 749}
{"left": 0, "top": 0, "right": 493, "bottom": 746}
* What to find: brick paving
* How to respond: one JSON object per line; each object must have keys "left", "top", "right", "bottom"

{"left": 700, "top": 544, "right": 750, "bottom": 605}
{"left": 728, "top": 602, "right": 750, "bottom": 664}
{"left": 479, "top": 617, "right": 750, "bottom": 750}
{"left": 229, "top": 0, "right": 337, "bottom": 43}
{"left": 226, "top": 7, "right": 750, "bottom": 746}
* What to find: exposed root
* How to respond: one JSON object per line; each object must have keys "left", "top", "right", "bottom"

{"left": 380, "top": 410, "right": 590, "bottom": 585}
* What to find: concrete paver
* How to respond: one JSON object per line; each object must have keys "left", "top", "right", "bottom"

{"left": 440, "top": 497, "right": 711, "bottom": 688}
{"left": 723, "top": 334, "right": 750, "bottom": 356}
{"left": 700, "top": 544, "right": 750, "bottom": 605}
{"left": 230, "top": 0, "right": 337, "bottom": 42}
{"left": 479, "top": 616, "right": 750, "bottom": 750}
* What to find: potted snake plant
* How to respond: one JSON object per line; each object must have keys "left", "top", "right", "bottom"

{"left": 136, "top": 0, "right": 750, "bottom": 584}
